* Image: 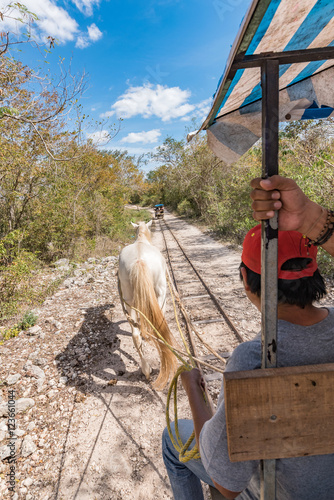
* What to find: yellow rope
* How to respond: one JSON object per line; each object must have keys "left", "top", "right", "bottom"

{"left": 166, "top": 274, "right": 194, "bottom": 363}
{"left": 166, "top": 365, "right": 201, "bottom": 463}
{"left": 166, "top": 272, "right": 227, "bottom": 367}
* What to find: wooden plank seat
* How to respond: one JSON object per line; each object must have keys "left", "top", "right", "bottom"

{"left": 224, "top": 364, "right": 334, "bottom": 462}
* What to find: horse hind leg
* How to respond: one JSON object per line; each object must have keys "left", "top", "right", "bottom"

{"left": 129, "top": 312, "right": 151, "bottom": 379}
{"left": 133, "top": 329, "right": 152, "bottom": 379}
{"left": 155, "top": 283, "right": 167, "bottom": 314}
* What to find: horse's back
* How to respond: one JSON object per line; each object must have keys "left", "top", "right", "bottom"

{"left": 119, "top": 241, "right": 166, "bottom": 284}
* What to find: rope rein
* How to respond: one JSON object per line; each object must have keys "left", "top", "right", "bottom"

{"left": 118, "top": 268, "right": 226, "bottom": 463}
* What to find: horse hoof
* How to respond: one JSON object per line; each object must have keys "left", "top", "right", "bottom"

{"left": 142, "top": 362, "right": 152, "bottom": 380}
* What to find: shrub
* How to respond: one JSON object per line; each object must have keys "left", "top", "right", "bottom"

{"left": 0, "top": 310, "right": 38, "bottom": 343}
{"left": 177, "top": 199, "right": 195, "bottom": 218}
{"left": 0, "top": 231, "right": 40, "bottom": 319}
{"left": 18, "top": 310, "right": 38, "bottom": 330}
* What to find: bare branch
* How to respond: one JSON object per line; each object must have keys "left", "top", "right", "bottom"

{"left": 0, "top": 32, "right": 9, "bottom": 56}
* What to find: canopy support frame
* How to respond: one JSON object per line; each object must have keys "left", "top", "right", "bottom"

{"left": 260, "top": 57, "right": 279, "bottom": 500}
{"left": 233, "top": 46, "right": 334, "bottom": 70}
{"left": 208, "top": 46, "right": 334, "bottom": 128}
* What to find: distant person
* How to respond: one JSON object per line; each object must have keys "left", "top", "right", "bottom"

{"left": 162, "top": 176, "right": 334, "bottom": 499}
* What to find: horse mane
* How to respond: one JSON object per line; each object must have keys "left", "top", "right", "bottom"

{"left": 137, "top": 222, "right": 151, "bottom": 242}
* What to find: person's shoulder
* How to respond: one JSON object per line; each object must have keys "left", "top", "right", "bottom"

{"left": 321, "top": 307, "right": 334, "bottom": 328}
{"left": 226, "top": 337, "right": 261, "bottom": 372}
{"left": 316, "top": 307, "right": 334, "bottom": 325}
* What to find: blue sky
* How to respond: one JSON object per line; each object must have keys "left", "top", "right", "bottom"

{"left": 1, "top": 0, "right": 250, "bottom": 170}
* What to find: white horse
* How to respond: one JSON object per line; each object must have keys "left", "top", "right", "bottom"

{"left": 118, "top": 220, "right": 177, "bottom": 389}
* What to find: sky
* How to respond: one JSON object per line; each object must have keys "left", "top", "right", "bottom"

{"left": 0, "top": 0, "right": 251, "bottom": 171}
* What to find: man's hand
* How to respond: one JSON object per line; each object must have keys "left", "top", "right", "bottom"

{"left": 250, "top": 175, "right": 313, "bottom": 233}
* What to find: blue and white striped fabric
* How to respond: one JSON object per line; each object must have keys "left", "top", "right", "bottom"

{"left": 203, "top": 0, "right": 334, "bottom": 165}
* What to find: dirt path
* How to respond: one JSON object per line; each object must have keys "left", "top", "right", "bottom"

{"left": 1, "top": 211, "right": 333, "bottom": 500}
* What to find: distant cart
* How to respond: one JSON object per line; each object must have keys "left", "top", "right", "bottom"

{"left": 154, "top": 204, "right": 164, "bottom": 219}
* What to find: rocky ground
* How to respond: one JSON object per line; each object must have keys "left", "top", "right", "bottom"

{"left": 0, "top": 212, "right": 333, "bottom": 500}
{"left": 0, "top": 242, "right": 190, "bottom": 500}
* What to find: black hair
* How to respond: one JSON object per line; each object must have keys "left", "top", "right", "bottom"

{"left": 239, "top": 258, "right": 327, "bottom": 308}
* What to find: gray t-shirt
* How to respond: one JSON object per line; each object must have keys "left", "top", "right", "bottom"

{"left": 200, "top": 307, "right": 334, "bottom": 500}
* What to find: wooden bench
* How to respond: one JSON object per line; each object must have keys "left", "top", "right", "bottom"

{"left": 224, "top": 363, "right": 334, "bottom": 462}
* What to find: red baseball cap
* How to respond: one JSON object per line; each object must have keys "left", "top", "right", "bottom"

{"left": 242, "top": 224, "right": 318, "bottom": 280}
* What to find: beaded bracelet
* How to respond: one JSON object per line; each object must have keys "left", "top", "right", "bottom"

{"left": 308, "top": 209, "right": 334, "bottom": 246}
{"left": 304, "top": 207, "right": 325, "bottom": 237}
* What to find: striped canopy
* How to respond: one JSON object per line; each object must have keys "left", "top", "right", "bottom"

{"left": 198, "top": 0, "right": 334, "bottom": 165}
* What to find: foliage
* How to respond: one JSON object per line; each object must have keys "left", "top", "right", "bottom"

{"left": 177, "top": 199, "right": 196, "bottom": 218}
{"left": 0, "top": 230, "right": 39, "bottom": 319}
{"left": 0, "top": 3, "right": 148, "bottom": 325}
{"left": 0, "top": 325, "right": 21, "bottom": 342}
{"left": 18, "top": 310, "right": 38, "bottom": 330}
{"left": 143, "top": 119, "right": 334, "bottom": 276}
{"left": 0, "top": 310, "right": 38, "bottom": 343}
{"left": 0, "top": 142, "right": 145, "bottom": 318}
{"left": 317, "top": 248, "right": 334, "bottom": 279}
{"left": 115, "top": 208, "right": 153, "bottom": 243}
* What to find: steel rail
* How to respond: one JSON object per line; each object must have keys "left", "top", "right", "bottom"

{"left": 161, "top": 218, "right": 244, "bottom": 344}
{"left": 159, "top": 217, "right": 201, "bottom": 357}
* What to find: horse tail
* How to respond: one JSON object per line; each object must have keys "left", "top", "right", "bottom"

{"left": 130, "top": 260, "right": 177, "bottom": 389}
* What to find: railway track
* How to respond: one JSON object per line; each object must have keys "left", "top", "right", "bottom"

{"left": 154, "top": 215, "right": 249, "bottom": 500}
{"left": 157, "top": 217, "right": 246, "bottom": 404}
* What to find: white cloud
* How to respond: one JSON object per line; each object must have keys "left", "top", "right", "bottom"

{"left": 101, "top": 84, "right": 195, "bottom": 122}
{"left": 181, "top": 97, "right": 212, "bottom": 122}
{"left": 87, "top": 130, "right": 110, "bottom": 144}
{"left": 121, "top": 129, "right": 161, "bottom": 144}
{"left": 101, "top": 111, "right": 115, "bottom": 118}
{"left": 75, "top": 35, "right": 90, "bottom": 49}
{"left": 75, "top": 23, "right": 102, "bottom": 48}
{"left": 87, "top": 23, "right": 102, "bottom": 41}
{"left": 72, "top": 0, "right": 100, "bottom": 16}
{"left": 0, "top": 0, "right": 79, "bottom": 44}
{"left": 0, "top": 1, "right": 102, "bottom": 48}
{"left": 196, "top": 97, "right": 212, "bottom": 118}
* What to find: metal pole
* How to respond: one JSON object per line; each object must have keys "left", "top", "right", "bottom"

{"left": 260, "top": 58, "right": 279, "bottom": 500}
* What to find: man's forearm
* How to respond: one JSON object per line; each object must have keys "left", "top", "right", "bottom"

{"left": 185, "top": 384, "right": 242, "bottom": 499}
{"left": 300, "top": 201, "right": 334, "bottom": 257}
{"left": 185, "top": 384, "right": 213, "bottom": 446}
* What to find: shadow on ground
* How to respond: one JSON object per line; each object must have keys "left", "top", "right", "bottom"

{"left": 55, "top": 303, "right": 163, "bottom": 404}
